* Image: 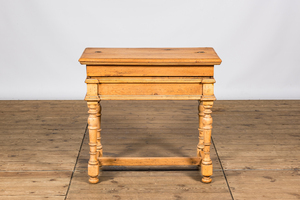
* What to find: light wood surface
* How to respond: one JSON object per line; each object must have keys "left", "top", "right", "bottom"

{"left": 98, "top": 157, "right": 201, "bottom": 166}
{"left": 80, "top": 47, "right": 221, "bottom": 184}
{"left": 86, "top": 76, "right": 206, "bottom": 84}
{"left": 87, "top": 65, "right": 214, "bottom": 76}
{"left": 98, "top": 83, "right": 203, "bottom": 95}
{"left": 87, "top": 101, "right": 101, "bottom": 184}
{"left": 79, "top": 47, "right": 222, "bottom": 65}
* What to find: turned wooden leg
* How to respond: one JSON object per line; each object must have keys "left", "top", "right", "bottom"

{"left": 87, "top": 101, "right": 101, "bottom": 183}
{"left": 197, "top": 101, "right": 204, "bottom": 159}
{"left": 97, "top": 102, "right": 103, "bottom": 160}
{"left": 201, "top": 100, "right": 213, "bottom": 183}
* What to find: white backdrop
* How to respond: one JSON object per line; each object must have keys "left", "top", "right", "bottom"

{"left": 1, "top": 0, "right": 299, "bottom": 100}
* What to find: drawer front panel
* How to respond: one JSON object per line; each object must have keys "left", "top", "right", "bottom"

{"left": 87, "top": 66, "right": 213, "bottom": 77}
{"left": 98, "top": 83, "right": 203, "bottom": 95}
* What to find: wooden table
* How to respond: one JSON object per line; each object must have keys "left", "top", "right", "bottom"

{"left": 79, "top": 48, "right": 222, "bottom": 184}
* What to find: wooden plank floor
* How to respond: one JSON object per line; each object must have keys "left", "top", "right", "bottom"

{"left": 212, "top": 100, "right": 300, "bottom": 200}
{"left": 68, "top": 100, "right": 230, "bottom": 200}
{"left": 0, "top": 100, "right": 299, "bottom": 199}
{"left": 0, "top": 101, "right": 88, "bottom": 200}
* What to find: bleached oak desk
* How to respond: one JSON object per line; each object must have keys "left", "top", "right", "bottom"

{"left": 79, "top": 48, "right": 222, "bottom": 184}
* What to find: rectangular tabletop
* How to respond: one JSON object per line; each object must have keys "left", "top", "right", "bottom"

{"left": 79, "top": 47, "right": 222, "bottom": 65}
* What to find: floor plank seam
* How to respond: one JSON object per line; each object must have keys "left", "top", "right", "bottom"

{"left": 64, "top": 123, "right": 88, "bottom": 200}
{"left": 0, "top": 170, "right": 74, "bottom": 172}
{"left": 212, "top": 136, "right": 234, "bottom": 200}
{"left": 224, "top": 168, "right": 300, "bottom": 171}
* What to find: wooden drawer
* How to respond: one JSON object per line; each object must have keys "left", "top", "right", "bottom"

{"left": 98, "top": 83, "right": 202, "bottom": 96}
{"left": 84, "top": 77, "right": 215, "bottom": 100}
{"left": 87, "top": 65, "right": 214, "bottom": 77}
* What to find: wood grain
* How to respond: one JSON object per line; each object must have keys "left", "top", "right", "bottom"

{"left": 98, "top": 83, "right": 202, "bottom": 95}
{"left": 79, "top": 47, "right": 222, "bottom": 65}
{"left": 86, "top": 76, "right": 205, "bottom": 84}
{"left": 87, "top": 65, "right": 214, "bottom": 76}
{"left": 99, "top": 157, "right": 201, "bottom": 166}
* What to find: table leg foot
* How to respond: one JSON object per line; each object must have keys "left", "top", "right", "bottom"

{"left": 202, "top": 176, "right": 212, "bottom": 183}
{"left": 89, "top": 176, "right": 99, "bottom": 184}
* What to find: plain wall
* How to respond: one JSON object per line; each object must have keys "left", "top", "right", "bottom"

{"left": 1, "top": 0, "right": 299, "bottom": 100}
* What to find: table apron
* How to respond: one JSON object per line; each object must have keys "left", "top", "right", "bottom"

{"left": 98, "top": 83, "right": 203, "bottom": 96}
{"left": 87, "top": 65, "right": 214, "bottom": 76}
